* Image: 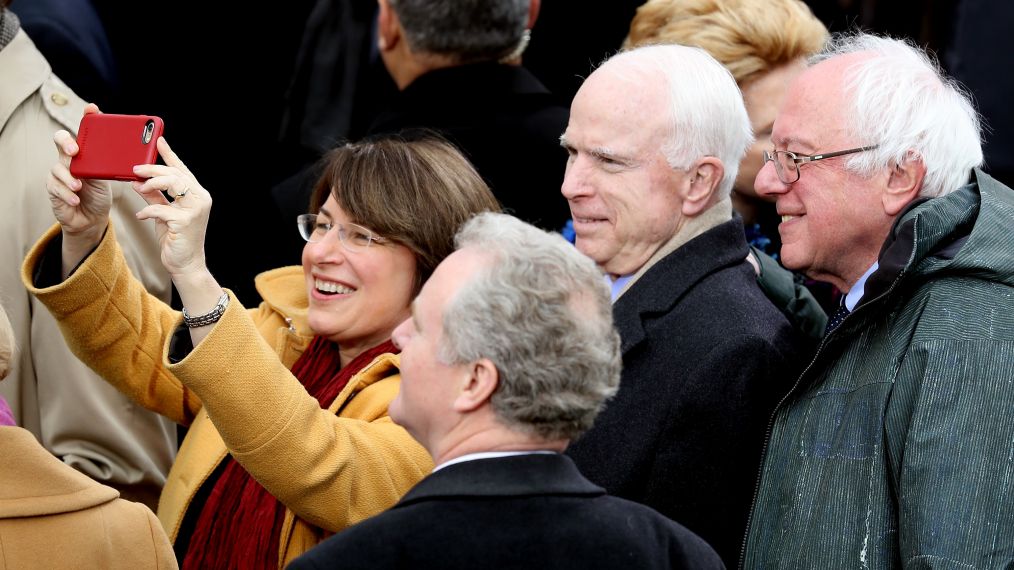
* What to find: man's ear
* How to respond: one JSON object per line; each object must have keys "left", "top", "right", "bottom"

{"left": 452, "top": 358, "right": 499, "bottom": 414}
{"left": 377, "top": 0, "right": 400, "bottom": 52}
{"left": 680, "top": 158, "right": 724, "bottom": 217}
{"left": 883, "top": 152, "right": 926, "bottom": 216}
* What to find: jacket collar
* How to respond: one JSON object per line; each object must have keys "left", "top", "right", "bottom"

{"left": 858, "top": 169, "right": 988, "bottom": 311}
{"left": 403, "top": 62, "right": 552, "bottom": 100}
{"left": 254, "top": 266, "right": 311, "bottom": 335}
{"left": 394, "top": 454, "right": 603, "bottom": 507}
{"left": 613, "top": 215, "right": 751, "bottom": 355}
{"left": 0, "top": 426, "right": 118, "bottom": 518}
{"left": 0, "top": 31, "right": 50, "bottom": 132}
{"left": 614, "top": 197, "right": 733, "bottom": 300}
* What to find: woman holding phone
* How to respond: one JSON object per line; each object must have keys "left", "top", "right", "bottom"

{"left": 23, "top": 109, "right": 500, "bottom": 569}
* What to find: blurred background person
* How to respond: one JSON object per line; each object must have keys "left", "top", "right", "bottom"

{"left": 625, "top": 0, "right": 827, "bottom": 264}
{"left": 26, "top": 129, "right": 499, "bottom": 568}
{"left": 9, "top": 0, "right": 120, "bottom": 107}
{"left": 272, "top": 0, "right": 570, "bottom": 261}
{"left": 0, "top": 0, "right": 176, "bottom": 509}
{"left": 624, "top": 0, "right": 834, "bottom": 325}
{"left": 0, "top": 302, "right": 177, "bottom": 570}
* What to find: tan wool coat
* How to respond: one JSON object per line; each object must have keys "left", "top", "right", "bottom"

{"left": 22, "top": 224, "right": 433, "bottom": 568}
{"left": 0, "top": 426, "right": 176, "bottom": 569}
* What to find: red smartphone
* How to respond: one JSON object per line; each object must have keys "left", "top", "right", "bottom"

{"left": 69, "top": 114, "right": 164, "bottom": 181}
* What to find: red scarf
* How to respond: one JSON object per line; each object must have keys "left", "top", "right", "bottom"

{"left": 182, "top": 336, "right": 398, "bottom": 570}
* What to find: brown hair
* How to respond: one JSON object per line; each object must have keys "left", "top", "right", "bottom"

{"left": 309, "top": 132, "right": 501, "bottom": 292}
{"left": 624, "top": 0, "right": 827, "bottom": 86}
{"left": 0, "top": 303, "right": 15, "bottom": 381}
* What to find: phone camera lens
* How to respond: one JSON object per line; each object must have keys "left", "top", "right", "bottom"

{"left": 142, "top": 120, "right": 155, "bottom": 144}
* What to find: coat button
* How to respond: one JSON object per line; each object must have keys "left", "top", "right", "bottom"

{"left": 50, "top": 93, "right": 69, "bottom": 106}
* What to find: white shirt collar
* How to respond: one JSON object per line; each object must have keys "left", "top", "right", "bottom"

{"left": 605, "top": 274, "right": 633, "bottom": 303}
{"left": 845, "top": 261, "right": 879, "bottom": 311}
{"left": 432, "top": 450, "right": 557, "bottom": 473}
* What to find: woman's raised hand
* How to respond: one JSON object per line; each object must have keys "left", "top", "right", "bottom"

{"left": 131, "top": 137, "right": 213, "bottom": 279}
{"left": 48, "top": 105, "right": 113, "bottom": 247}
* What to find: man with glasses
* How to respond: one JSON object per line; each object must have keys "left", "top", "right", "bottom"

{"left": 744, "top": 33, "right": 1014, "bottom": 567}
{"left": 559, "top": 44, "right": 803, "bottom": 566}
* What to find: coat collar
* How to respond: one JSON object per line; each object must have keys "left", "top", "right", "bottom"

{"left": 402, "top": 62, "right": 553, "bottom": 100}
{"left": 0, "top": 30, "right": 83, "bottom": 136}
{"left": 0, "top": 31, "right": 49, "bottom": 132}
{"left": 858, "top": 168, "right": 1003, "bottom": 313}
{"left": 254, "top": 265, "right": 311, "bottom": 334}
{"left": 612, "top": 216, "right": 751, "bottom": 355}
{"left": 393, "top": 454, "right": 604, "bottom": 507}
{"left": 0, "top": 426, "right": 118, "bottom": 518}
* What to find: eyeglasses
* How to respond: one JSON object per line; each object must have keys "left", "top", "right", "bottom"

{"left": 762, "top": 145, "right": 878, "bottom": 184}
{"left": 296, "top": 214, "right": 388, "bottom": 252}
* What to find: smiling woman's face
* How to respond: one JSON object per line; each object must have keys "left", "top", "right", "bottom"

{"left": 301, "top": 194, "right": 417, "bottom": 359}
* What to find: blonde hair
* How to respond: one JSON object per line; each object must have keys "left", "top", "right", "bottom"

{"left": 0, "top": 303, "right": 15, "bottom": 381}
{"left": 624, "top": 0, "right": 827, "bottom": 86}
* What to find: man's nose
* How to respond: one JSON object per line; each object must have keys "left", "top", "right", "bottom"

{"left": 754, "top": 159, "right": 788, "bottom": 198}
{"left": 561, "top": 157, "right": 593, "bottom": 200}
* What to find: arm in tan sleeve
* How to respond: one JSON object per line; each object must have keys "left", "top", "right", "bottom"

{"left": 22, "top": 223, "right": 202, "bottom": 426}
{"left": 168, "top": 302, "right": 432, "bottom": 531}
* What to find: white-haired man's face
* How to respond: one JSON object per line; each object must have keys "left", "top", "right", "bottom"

{"left": 560, "top": 66, "right": 692, "bottom": 277}
{"left": 754, "top": 54, "right": 895, "bottom": 290}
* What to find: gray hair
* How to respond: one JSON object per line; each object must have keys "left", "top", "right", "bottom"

{"left": 439, "top": 213, "right": 621, "bottom": 441}
{"left": 389, "top": 0, "right": 528, "bottom": 64}
{"left": 606, "top": 44, "right": 754, "bottom": 199}
{"left": 811, "top": 33, "right": 983, "bottom": 198}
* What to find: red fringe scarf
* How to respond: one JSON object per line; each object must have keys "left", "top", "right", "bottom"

{"left": 182, "top": 336, "right": 398, "bottom": 569}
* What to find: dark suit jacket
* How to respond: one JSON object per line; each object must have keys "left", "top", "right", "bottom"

{"left": 365, "top": 63, "right": 571, "bottom": 232}
{"left": 270, "top": 62, "right": 571, "bottom": 265}
{"left": 288, "top": 454, "right": 724, "bottom": 569}
{"left": 11, "top": 0, "right": 118, "bottom": 106}
{"left": 566, "top": 218, "right": 801, "bottom": 567}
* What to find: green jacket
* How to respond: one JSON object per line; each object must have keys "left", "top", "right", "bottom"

{"left": 744, "top": 169, "right": 1014, "bottom": 568}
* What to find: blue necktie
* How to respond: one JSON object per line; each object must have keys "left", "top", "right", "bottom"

{"left": 825, "top": 303, "right": 850, "bottom": 335}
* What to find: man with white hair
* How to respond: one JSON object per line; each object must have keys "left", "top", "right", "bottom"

{"left": 288, "top": 213, "right": 723, "bottom": 569}
{"left": 744, "top": 33, "right": 1014, "bottom": 567}
{"left": 560, "top": 44, "right": 803, "bottom": 565}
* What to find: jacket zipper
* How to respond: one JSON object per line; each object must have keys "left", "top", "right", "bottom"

{"left": 736, "top": 271, "right": 911, "bottom": 568}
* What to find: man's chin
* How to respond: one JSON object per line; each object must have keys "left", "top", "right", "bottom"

{"left": 777, "top": 248, "right": 810, "bottom": 274}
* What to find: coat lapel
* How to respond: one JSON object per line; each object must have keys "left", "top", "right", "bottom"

{"left": 394, "top": 454, "right": 603, "bottom": 507}
{"left": 613, "top": 218, "right": 751, "bottom": 357}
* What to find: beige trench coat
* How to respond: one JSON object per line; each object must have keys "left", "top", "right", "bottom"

{"left": 0, "top": 29, "right": 176, "bottom": 508}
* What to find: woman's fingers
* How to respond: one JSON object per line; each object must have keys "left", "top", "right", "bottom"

{"left": 53, "top": 130, "right": 79, "bottom": 163}
{"left": 135, "top": 203, "right": 181, "bottom": 223}
{"left": 131, "top": 180, "right": 172, "bottom": 206}
{"left": 155, "top": 137, "right": 192, "bottom": 175}
{"left": 132, "top": 163, "right": 178, "bottom": 180}
{"left": 50, "top": 161, "right": 82, "bottom": 194}
{"left": 133, "top": 174, "right": 182, "bottom": 206}
{"left": 140, "top": 172, "right": 197, "bottom": 198}
{"left": 47, "top": 171, "right": 81, "bottom": 206}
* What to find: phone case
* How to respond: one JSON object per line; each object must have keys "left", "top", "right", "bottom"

{"left": 69, "top": 114, "right": 164, "bottom": 181}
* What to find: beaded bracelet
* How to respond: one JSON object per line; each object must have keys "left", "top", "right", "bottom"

{"left": 182, "top": 293, "right": 230, "bottom": 328}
